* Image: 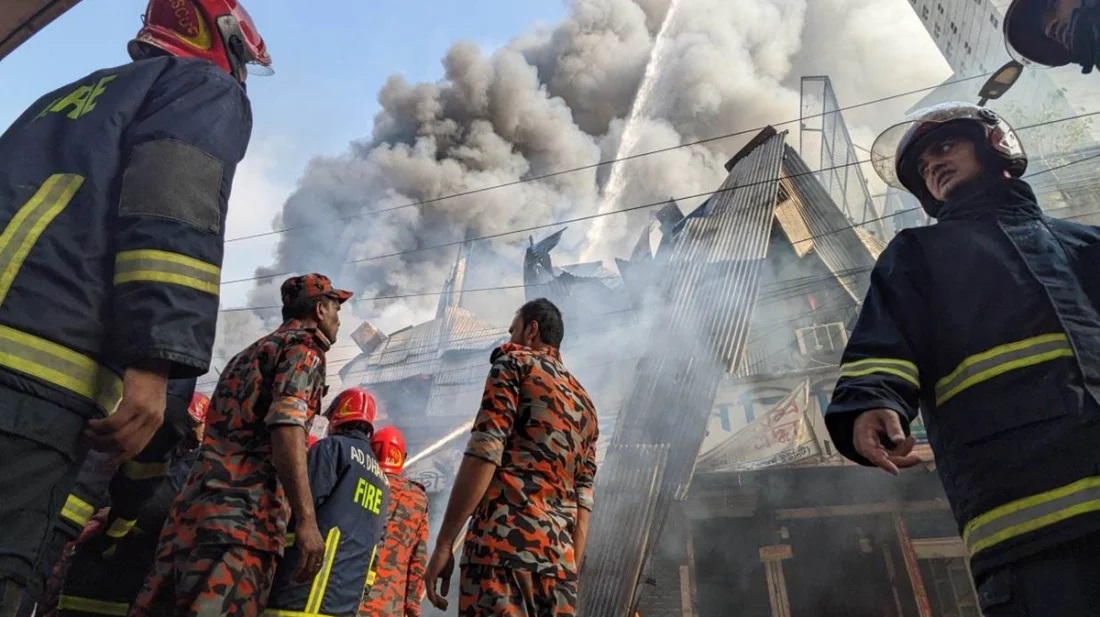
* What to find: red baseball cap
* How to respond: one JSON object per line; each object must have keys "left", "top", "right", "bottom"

{"left": 280, "top": 273, "right": 353, "bottom": 306}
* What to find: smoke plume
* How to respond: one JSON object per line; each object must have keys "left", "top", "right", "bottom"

{"left": 227, "top": 0, "right": 945, "bottom": 342}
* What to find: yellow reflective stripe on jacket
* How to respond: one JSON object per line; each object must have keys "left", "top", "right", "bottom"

{"left": 305, "top": 527, "right": 341, "bottom": 614}
{"left": 114, "top": 249, "right": 220, "bottom": 295}
{"left": 0, "top": 173, "right": 84, "bottom": 304}
{"left": 121, "top": 460, "right": 169, "bottom": 480}
{"left": 58, "top": 595, "right": 129, "bottom": 616}
{"left": 105, "top": 517, "right": 137, "bottom": 539}
{"left": 0, "top": 324, "right": 122, "bottom": 414}
{"left": 964, "top": 476, "right": 1100, "bottom": 557}
{"left": 364, "top": 544, "right": 378, "bottom": 587}
{"left": 838, "top": 357, "right": 919, "bottom": 388}
{"left": 60, "top": 493, "right": 95, "bottom": 527}
{"left": 263, "top": 610, "right": 336, "bottom": 617}
{"left": 935, "top": 333, "right": 1074, "bottom": 406}
{"left": 0, "top": 174, "right": 119, "bottom": 414}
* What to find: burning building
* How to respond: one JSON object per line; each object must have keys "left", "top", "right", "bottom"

{"left": 338, "top": 115, "right": 974, "bottom": 617}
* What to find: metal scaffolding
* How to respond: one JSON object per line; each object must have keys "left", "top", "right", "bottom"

{"left": 798, "top": 76, "right": 887, "bottom": 239}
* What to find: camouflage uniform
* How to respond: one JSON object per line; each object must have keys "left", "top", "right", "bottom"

{"left": 358, "top": 474, "right": 429, "bottom": 617}
{"left": 129, "top": 277, "right": 343, "bottom": 617}
{"left": 459, "top": 342, "right": 599, "bottom": 617}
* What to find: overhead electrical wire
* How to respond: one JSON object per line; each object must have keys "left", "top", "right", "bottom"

{"left": 214, "top": 107, "right": 1100, "bottom": 307}
{"left": 222, "top": 71, "right": 998, "bottom": 245}
{"left": 198, "top": 291, "right": 860, "bottom": 390}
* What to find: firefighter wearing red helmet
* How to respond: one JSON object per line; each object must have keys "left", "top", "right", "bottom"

{"left": 0, "top": 1, "right": 270, "bottom": 614}
{"left": 266, "top": 388, "right": 391, "bottom": 617}
{"left": 360, "top": 425, "right": 431, "bottom": 617}
{"left": 1004, "top": 0, "right": 1100, "bottom": 74}
{"left": 826, "top": 102, "right": 1100, "bottom": 615}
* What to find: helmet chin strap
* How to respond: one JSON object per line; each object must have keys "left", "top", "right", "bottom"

{"left": 1065, "top": 0, "right": 1100, "bottom": 74}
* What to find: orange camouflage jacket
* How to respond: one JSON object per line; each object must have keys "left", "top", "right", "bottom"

{"left": 358, "top": 473, "right": 429, "bottom": 617}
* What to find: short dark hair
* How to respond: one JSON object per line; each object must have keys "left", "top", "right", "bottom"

{"left": 518, "top": 298, "right": 564, "bottom": 347}
{"left": 282, "top": 296, "right": 327, "bottom": 322}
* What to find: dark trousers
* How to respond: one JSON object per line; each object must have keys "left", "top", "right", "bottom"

{"left": 977, "top": 538, "right": 1100, "bottom": 616}
{"left": 0, "top": 430, "right": 85, "bottom": 617}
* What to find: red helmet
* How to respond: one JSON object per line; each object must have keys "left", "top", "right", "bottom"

{"left": 188, "top": 392, "right": 211, "bottom": 424}
{"left": 128, "top": 0, "right": 273, "bottom": 82}
{"left": 371, "top": 426, "right": 407, "bottom": 475}
{"left": 327, "top": 387, "right": 378, "bottom": 431}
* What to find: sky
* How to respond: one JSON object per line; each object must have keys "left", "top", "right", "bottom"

{"left": 0, "top": 0, "right": 568, "bottom": 306}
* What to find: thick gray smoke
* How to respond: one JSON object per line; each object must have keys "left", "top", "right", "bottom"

{"left": 217, "top": 0, "right": 945, "bottom": 354}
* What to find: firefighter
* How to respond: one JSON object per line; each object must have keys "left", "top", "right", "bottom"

{"left": 425, "top": 298, "right": 599, "bottom": 617}
{"left": 129, "top": 273, "right": 351, "bottom": 617}
{"left": 1004, "top": 0, "right": 1100, "bottom": 73}
{"left": 0, "top": 1, "right": 270, "bottom": 614}
{"left": 45, "top": 392, "right": 209, "bottom": 617}
{"left": 266, "top": 387, "right": 390, "bottom": 617}
{"left": 359, "top": 425, "right": 430, "bottom": 617}
{"left": 825, "top": 102, "right": 1100, "bottom": 615}
{"left": 37, "top": 381, "right": 206, "bottom": 617}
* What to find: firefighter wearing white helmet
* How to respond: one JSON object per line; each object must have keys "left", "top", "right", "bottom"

{"left": 825, "top": 101, "right": 1100, "bottom": 616}
{"left": 1004, "top": 0, "right": 1100, "bottom": 73}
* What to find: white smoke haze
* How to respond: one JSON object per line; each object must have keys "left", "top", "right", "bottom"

{"left": 208, "top": 0, "right": 947, "bottom": 362}
{"left": 195, "top": 0, "right": 962, "bottom": 612}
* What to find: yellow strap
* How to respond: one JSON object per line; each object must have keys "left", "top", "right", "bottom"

{"left": 121, "top": 460, "right": 169, "bottom": 480}
{"left": 58, "top": 595, "right": 129, "bottom": 616}
{"left": 364, "top": 544, "right": 378, "bottom": 587}
{"left": 114, "top": 249, "right": 221, "bottom": 295}
{"left": 105, "top": 518, "right": 136, "bottom": 539}
{"left": 305, "top": 527, "right": 341, "bottom": 614}
{"left": 263, "top": 610, "right": 336, "bottom": 617}
{"left": 60, "top": 494, "right": 95, "bottom": 527}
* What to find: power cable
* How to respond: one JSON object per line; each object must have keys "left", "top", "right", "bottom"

{"left": 222, "top": 71, "right": 997, "bottom": 244}
{"left": 218, "top": 107, "right": 1100, "bottom": 290}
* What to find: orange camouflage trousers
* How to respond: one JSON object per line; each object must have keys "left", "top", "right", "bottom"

{"left": 128, "top": 545, "right": 276, "bottom": 617}
{"left": 459, "top": 565, "right": 577, "bottom": 617}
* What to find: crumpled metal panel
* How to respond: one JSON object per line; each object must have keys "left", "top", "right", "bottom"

{"left": 339, "top": 307, "right": 502, "bottom": 386}
{"left": 781, "top": 146, "right": 880, "bottom": 301}
{"left": 577, "top": 444, "right": 670, "bottom": 617}
{"left": 586, "top": 128, "right": 789, "bottom": 617}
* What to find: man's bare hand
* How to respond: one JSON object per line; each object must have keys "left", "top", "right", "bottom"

{"left": 853, "top": 408, "right": 922, "bottom": 476}
{"left": 424, "top": 543, "right": 456, "bottom": 610}
{"left": 85, "top": 362, "right": 168, "bottom": 465}
{"left": 292, "top": 521, "right": 326, "bottom": 583}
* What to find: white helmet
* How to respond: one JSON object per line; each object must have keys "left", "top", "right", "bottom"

{"left": 1004, "top": 0, "right": 1098, "bottom": 73}
{"left": 870, "top": 102, "right": 1027, "bottom": 217}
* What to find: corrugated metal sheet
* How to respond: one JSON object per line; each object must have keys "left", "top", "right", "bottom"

{"left": 583, "top": 128, "right": 788, "bottom": 617}
{"left": 782, "top": 146, "right": 880, "bottom": 301}
{"left": 577, "top": 444, "right": 670, "bottom": 617}
{"left": 774, "top": 194, "right": 814, "bottom": 258}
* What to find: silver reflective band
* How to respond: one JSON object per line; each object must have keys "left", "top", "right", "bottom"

{"left": 935, "top": 333, "right": 1073, "bottom": 406}
{"left": 964, "top": 476, "right": 1100, "bottom": 556}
